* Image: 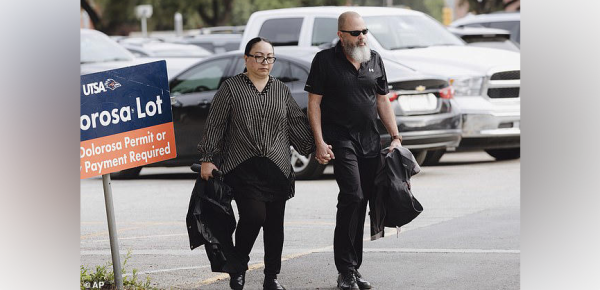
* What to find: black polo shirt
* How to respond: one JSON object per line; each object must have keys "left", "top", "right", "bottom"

{"left": 305, "top": 42, "right": 389, "bottom": 158}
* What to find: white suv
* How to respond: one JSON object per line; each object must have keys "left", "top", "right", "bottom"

{"left": 241, "top": 7, "right": 521, "bottom": 162}
{"left": 450, "top": 12, "right": 520, "bottom": 45}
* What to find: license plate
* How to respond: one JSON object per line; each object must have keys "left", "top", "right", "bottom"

{"left": 397, "top": 93, "right": 438, "bottom": 112}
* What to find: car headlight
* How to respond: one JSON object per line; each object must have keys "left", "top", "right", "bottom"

{"left": 449, "top": 76, "right": 484, "bottom": 96}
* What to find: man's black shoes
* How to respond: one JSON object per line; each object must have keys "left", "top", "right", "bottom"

{"left": 353, "top": 269, "right": 372, "bottom": 289}
{"left": 263, "top": 274, "right": 286, "bottom": 290}
{"left": 229, "top": 271, "right": 245, "bottom": 290}
{"left": 337, "top": 272, "right": 359, "bottom": 290}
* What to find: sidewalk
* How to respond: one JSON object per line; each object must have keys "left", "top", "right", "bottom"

{"left": 186, "top": 207, "right": 520, "bottom": 289}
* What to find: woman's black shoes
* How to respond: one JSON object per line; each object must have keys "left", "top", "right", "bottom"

{"left": 263, "top": 274, "right": 286, "bottom": 290}
{"left": 353, "top": 270, "right": 372, "bottom": 289}
{"left": 229, "top": 272, "right": 285, "bottom": 290}
{"left": 229, "top": 272, "right": 246, "bottom": 290}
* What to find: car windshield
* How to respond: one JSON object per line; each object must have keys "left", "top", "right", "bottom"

{"left": 364, "top": 15, "right": 464, "bottom": 50}
{"left": 81, "top": 32, "right": 135, "bottom": 64}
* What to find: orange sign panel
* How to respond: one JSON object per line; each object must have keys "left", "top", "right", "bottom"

{"left": 80, "top": 122, "right": 177, "bottom": 179}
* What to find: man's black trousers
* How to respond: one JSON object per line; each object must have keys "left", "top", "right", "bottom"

{"left": 332, "top": 145, "right": 379, "bottom": 275}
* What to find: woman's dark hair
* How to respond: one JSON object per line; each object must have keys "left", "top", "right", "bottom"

{"left": 244, "top": 37, "right": 273, "bottom": 56}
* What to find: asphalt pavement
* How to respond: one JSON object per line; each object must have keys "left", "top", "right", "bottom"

{"left": 80, "top": 151, "right": 520, "bottom": 289}
{"left": 195, "top": 207, "right": 519, "bottom": 290}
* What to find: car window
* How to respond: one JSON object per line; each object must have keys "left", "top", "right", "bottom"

{"left": 171, "top": 58, "right": 231, "bottom": 94}
{"left": 290, "top": 62, "right": 308, "bottom": 82}
{"left": 270, "top": 60, "right": 290, "bottom": 82}
{"left": 312, "top": 18, "right": 338, "bottom": 46}
{"left": 487, "top": 21, "right": 520, "bottom": 43}
{"left": 259, "top": 18, "right": 303, "bottom": 46}
{"left": 364, "top": 15, "right": 463, "bottom": 50}
{"left": 232, "top": 57, "right": 246, "bottom": 75}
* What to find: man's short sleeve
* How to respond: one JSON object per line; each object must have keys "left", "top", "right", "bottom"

{"left": 375, "top": 53, "right": 389, "bottom": 95}
{"left": 304, "top": 53, "right": 325, "bottom": 95}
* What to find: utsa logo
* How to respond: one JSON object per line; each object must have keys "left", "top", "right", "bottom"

{"left": 104, "top": 79, "right": 122, "bottom": 90}
{"left": 82, "top": 79, "right": 121, "bottom": 96}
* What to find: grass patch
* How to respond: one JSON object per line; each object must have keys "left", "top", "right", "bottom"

{"left": 81, "top": 249, "right": 158, "bottom": 290}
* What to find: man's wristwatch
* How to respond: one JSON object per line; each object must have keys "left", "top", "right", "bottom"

{"left": 392, "top": 134, "right": 402, "bottom": 142}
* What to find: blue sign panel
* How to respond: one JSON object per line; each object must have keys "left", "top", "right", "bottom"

{"left": 80, "top": 61, "right": 172, "bottom": 142}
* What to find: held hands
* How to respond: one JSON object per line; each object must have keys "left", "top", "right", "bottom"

{"left": 315, "top": 142, "right": 335, "bottom": 165}
{"left": 200, "top": 162, "right": 218, "bottom": 180}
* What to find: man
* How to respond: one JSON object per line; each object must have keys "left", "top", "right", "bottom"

{"left": 304, "top": 11, "right": 402, "bottom": 290}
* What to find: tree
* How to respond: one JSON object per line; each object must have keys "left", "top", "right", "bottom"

{"left": 81, "top": 0, "right": 101, "bottom": 28}
{"left": 459, "top": 0, "right": 505, "bottom": 14}
{"left": 191, "top": 0, "right": 235, "bottom": 27}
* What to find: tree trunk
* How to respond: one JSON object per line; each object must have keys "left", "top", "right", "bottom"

{"left": 197, "top": 0, "right": 234, "bottom": 27}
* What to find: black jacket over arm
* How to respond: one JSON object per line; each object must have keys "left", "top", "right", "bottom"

{"left": 186, "top": 170, "right": 247, "bottom": 273}
{"left": 370, "top": 147, "right": 424, "bottom": 240}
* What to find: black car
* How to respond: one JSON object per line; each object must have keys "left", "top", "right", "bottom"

{"left": 112, "top": 50, "right": 461, "bottom": 179}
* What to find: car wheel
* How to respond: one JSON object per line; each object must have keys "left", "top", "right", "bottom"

{"left": 485, "top": 148, "right": 520, "bottom": 160}
{"left": 291, "top": 147, "right": 326, "bottom": 180}
{"left": 410, "top": 150, "right": 427, "bottom": 166}
{"left": 109, "top": 167, "right": 142, "bottom": 179}
{"left": 422, "top": 149, "right": 446, "bottom": 166}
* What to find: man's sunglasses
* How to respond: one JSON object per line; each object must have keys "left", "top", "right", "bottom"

{"left": 340, "top": 29, "right": 369, "bottom": 37}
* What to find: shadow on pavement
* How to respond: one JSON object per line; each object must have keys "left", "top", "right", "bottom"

{"left": 136, "top": 172, "right": 198, "bottom": 180}
{"left": 427, "top": 159, "right": 499, "bottom": 167}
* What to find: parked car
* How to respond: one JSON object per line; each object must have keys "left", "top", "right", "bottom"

{"left": 81, "top": 29, "right": 143, "bottom": 74}
{"left": 111, "top": 49, "right": 461, "bottom": 179}
{"left": 173, "top": 33, "right": 242, "bottom": 54}
{"left": 116, "top": 37, "right": 213, "bottom": 58}
{"left": 447, "top": 26, "right": 520, "bottom": 52}
{"left": 81, "top": 29, "right": 201, "bottom": 79}
{"left": 196, "top": 25, "right": 245, "bottom": 35}
{"left": 241, "top": 7, "right": 521, "bottom": 163}
{"left": 450, "top": 12, "right": 520, "bottom": 45}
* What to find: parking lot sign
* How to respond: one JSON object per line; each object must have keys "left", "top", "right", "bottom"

{"left": 80, "top": 61, "right": 177, "bottom": 179}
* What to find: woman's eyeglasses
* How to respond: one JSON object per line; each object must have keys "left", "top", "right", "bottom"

{"left": 340, "top": 29, "right": 369, "bottom": 37}
{"left": 247, "top": 54, "right": 277, "bottom": 64}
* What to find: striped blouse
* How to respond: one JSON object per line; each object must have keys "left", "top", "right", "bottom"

{"left": 197, "top": 73, "right": 314, "bottom": 177}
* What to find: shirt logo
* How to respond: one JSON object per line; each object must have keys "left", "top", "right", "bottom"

{"left": 369, "top": 68, "right": 374, "bottom": 72}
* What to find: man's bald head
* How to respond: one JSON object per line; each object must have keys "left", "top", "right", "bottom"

{"left": 338, "top": 11, "right": 362, "bottom": 30}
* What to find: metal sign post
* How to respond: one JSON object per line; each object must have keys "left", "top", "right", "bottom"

{"left": 102, "top": 174, "right": 123, "bottom": 290}
{"left": 81, "top": 61, "right": 176, "bottom": 290}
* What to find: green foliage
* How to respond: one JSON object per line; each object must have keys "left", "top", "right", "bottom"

{"left": 80, "top": 250, "right": 156, "bottom": 290}
{"left": 459, "top": 0, "right": 506, "bottom": 14}
{"left": 89, "top": 0, "right": 449, "bottom": 35}
{"left": 422, "top": 0, "right": 446, "bottom": 22}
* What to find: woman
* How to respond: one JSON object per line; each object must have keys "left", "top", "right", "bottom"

{"left": 197, "top": 37, "right": 314, "bottom": 290}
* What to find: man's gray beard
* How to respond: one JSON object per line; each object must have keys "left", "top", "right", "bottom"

{"left": 344, "top": 42, "right": 371, "bottom": 63}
